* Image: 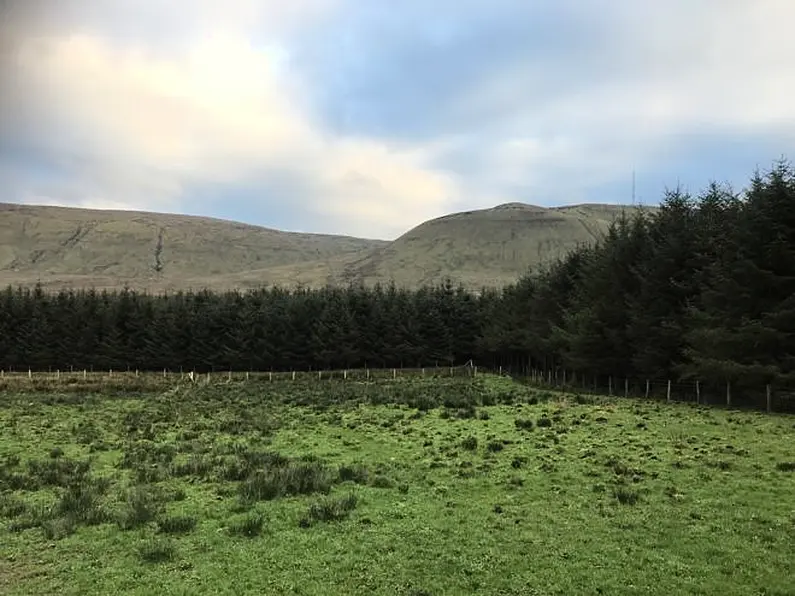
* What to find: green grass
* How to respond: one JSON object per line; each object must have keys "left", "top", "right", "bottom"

{"left": 0, "top": 375, "right": 793, "bottom": 595}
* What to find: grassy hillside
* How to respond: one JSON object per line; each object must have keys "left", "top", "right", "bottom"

{"left": 341, "top": 202, "right": 653, "bottom": 289}
{"left": 0, "top": 203, "right": 385, "bottom": 292}
{"left": 1, "top": 375, "right": 793, "bottom": 595}
{"left": 0, "top": 201, "right": 652, "bottom": 292}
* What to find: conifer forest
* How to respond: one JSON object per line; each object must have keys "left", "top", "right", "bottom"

{"left": 2, "top": 161, "right": 794, "bottom": 407}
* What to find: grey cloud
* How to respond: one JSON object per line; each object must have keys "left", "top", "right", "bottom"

{"left": 290, "top": 1, "right": 607, "bottom": 139}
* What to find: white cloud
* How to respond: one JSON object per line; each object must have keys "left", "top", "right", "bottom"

{"left": 0, "top": 1, "right": 459, "bottom": 239}
{"left": 442, "top": 0, "right": 795, "bottom": 199}
{"left": 1, "top": 0, "right": 793, "bottom": 239}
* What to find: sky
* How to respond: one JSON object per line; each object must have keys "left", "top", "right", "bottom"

{"left": 0, "top": 0, "right": 793, "bottom": 240}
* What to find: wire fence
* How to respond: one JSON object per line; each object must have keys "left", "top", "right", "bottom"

{"left": 513, "top": 368, "right": 795, "bottom": 414}
{"left": 1, "top": 363, "right": 793, "bottom": 414}
{"left": 0, "top": 364, "right": 476, "bottom": 389}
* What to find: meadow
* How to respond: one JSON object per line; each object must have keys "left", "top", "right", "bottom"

{"left": 0, "top": 374, "right": 793, "bottom": 595}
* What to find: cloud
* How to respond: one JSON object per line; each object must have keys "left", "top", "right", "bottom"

{"left": 1, "top": 0, "right": 793, "bottom": 239}
{"left": 0, "top": 0, "right": 459, "bottom": 239}
{"left": 294, "top": 0, "right": 795, "bottom": 205}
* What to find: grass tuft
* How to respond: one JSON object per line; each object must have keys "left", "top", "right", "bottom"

{"left": 461, "top": 436, "right": 478, "bottom": 451}
{"left": 156, "top": 514, "right": 197, "bottom": 534}
{"left": 227, "top": 511, "right": 265, "bottom": 538}
{"left": 299, "top": 493, "right": 358, "bottom": 527}
{"left": 137, "top": 538, "right": 177, "bottom": 563}
{"left": 614, "top": 487, "right": 641, "bottom": 505}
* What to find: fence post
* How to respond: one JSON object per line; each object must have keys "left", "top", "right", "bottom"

{"left": 366, "top": 368, "right": 370, "bottom": 381}
{"left": 109, "top": 369, "right": 113, "bottom": 378}
{"left": 392, "top": 368, "right": 396, "bottom": 379}
{"left": 645, "top": 379, "right": 649, "bottom": 399}
{"left": 499, "top": 365, "right": 502, "bottom": 376}
{"left": 624, "top": 378, "right": 628, "bottom": 398}
{"left": 726, "top": 381, "right": 731, "bottom": 407}
{"left": 608, "top": 376, "right": 613, "bottom": 396}
{"left": 696, "top": 380, "right": 700, "bottom": 404}
{"left": 83, "top": 369, "right": 87, "bottom": 380}
{"left": 292, "top": 371, "right": 296, "bottom": 381}
{"left": 766, "top": 384, "right": 771, "bottom": 413}
{"left": 344, "top": 369, "right": 348, "bottom": 380}
{"left": 56, "top": 369, "right": 60, "bottom": 380}
{"left": 246, "top": 371, "right": 250, "bottom": 381}
{"left": 228, "top": 370, "right": 232, "bottom": 382}
{"left": 666, "top": 380, "right": 671, "bottom": 402}
{"left": 318, "top": 370, "right": 322, "bottom": 380}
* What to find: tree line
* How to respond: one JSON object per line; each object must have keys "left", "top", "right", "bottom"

{"left": 1, "top": 160, "right": 793, "bottom": 399}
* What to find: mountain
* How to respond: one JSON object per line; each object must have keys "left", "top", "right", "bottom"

{"left": 0, "top": 203, "right": 386, "bottom": 292}
{"left": 0, "top": 201, "right": 653, "bottom": 292}
{"left": 338, "top": 202, "right": 652, "bottom": 289}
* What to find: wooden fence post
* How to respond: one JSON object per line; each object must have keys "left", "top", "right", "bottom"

{"left": 766, "top": 384, "right": 771, "bottom": 413}
{"left": 56, "top": 369, "right": 60, "bottom": 380}
{"left": 608, "top": 376, "right": 613, "bottom": 396}
{"left": 392, "top": 368, "right": 397, "bottom": 379}
{"left": 343, "top": 369, "right": 348, "bottom": 380}
{"left": 318, "top": 370, "right": 322, "bottom": 380}
{"left": 645, "top": 379, "right": 650, "bottom": 399}
{"left": 666, "top": 380, "right": 672, "bottom": 402}
{"left": 83, "top": 370, "right": 87, "bottom": 380}
{"left": 726, "top": 381, "right": 731, "bottom": 407}
{"left": 366, "top": 368, "right": 370, "bottom": 381}
{"left": 695, "top": 380, "right": 700, "bottom": 405}
{"left": 624, "top": 378, "right": 629, "bottom": 398}
{"left": 246, "top": 371, "right": 250, "bottom": 381}
{"left": 292, "top": 371, "right": 296, "bottom": 381}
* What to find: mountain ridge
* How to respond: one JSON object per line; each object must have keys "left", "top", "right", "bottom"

{"left": 0, "top": 201, "right": 654, "bottom": 292}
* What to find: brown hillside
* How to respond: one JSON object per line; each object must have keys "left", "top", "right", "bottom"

{"left": 339, "top": 202, "right": 653, "bottom": 290}
{"left": 0, "top": 203, "right": 385, "bottom": 292}
{"left": 0, "top": 201, "right": 653, "bottom": 292}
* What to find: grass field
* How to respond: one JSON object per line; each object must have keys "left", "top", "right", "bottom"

{"left": 1, "top": 375, "right": 793, "bottom": 595}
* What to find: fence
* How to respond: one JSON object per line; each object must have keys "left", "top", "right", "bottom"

{"left": 0, "top": 364, "right": 476, "bottom": 386}
{"left": 512, "top": 367, "right": 795, "bottom": 414}
{"left": 1, "top": 363, "right": 793, "bottom": 414}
